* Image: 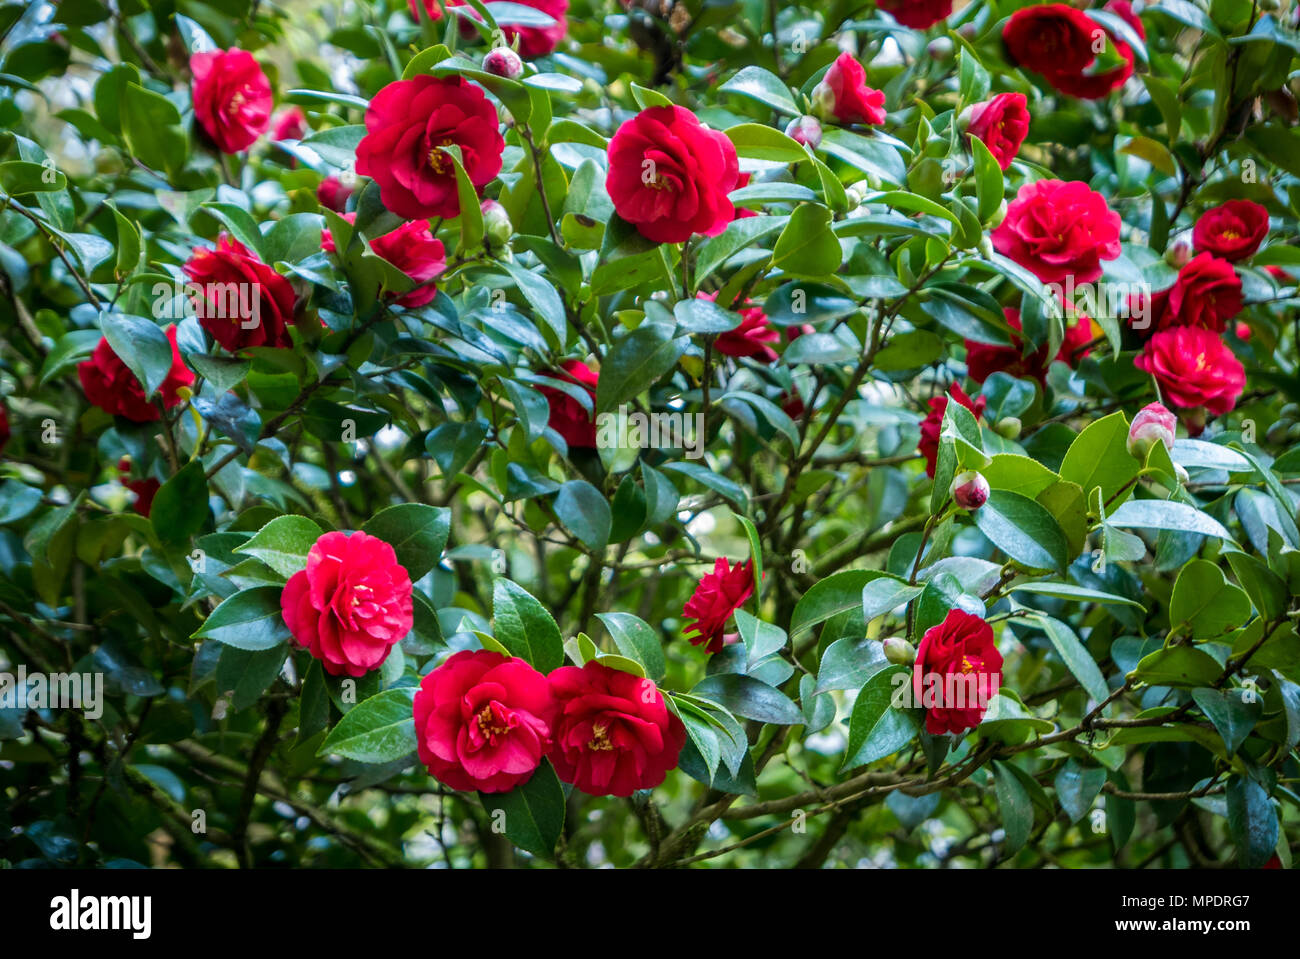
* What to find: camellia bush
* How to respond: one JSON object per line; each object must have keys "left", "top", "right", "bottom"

{"left": 2, "top": 0, "right": 1300, "bottom": 871}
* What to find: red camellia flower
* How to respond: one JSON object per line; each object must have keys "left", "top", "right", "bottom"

{"left": 78, "top": 326, "right": 194, "bottom": 423}
{"left": 606, "top": 105, "right": 740, "bottom": 244}
{"left": 413, "top": 649, "right": 557, "bottom": 793}
{"left": 965, "top": 307, "right": 1094, "bottom": 385}
{"left": 966, "top": 92, "right": 1030, "bottom": 171}
{"left": 1193, "top": 200, "right": 1270, "bottom": 262}
{"left": 1134, "top": 326, "right": 1246, "bottom": 422}
{"left": 546, "top": 661, "right": 686, "bottom": 797}
{"left": 271, "top": 106, "right": 307, "bottom": 142}
{"left": 440, "top": 0, "right": 569, "bottom": 58}
{"left": 280, "top": 530, "right": 414, "bottom": 677}
{"left": 992, "top": 179, "right": 1121, "bottom": 284}
{"left": 1137, "top": 253, "right": 1243, "bottom": 335}
{"left": 682, "top": 557, "right": 755, "bottom": 653}
{"left": 355, "top": 75, "right": 505, "bottom": 221}
{"left": 812, "top": 52, "right": 888, "bottom": 125}
{"left": 190, "top": 49, "right": 272, "bottom": 154}
{"left": 407, "top": 0, "right": 444, "bottom": 20}
{"left": 912, "top": 608, "right": 1003, "bottom": 735}
{"left": 117, "top": 459, "right": 160, "bottom": 518}
{"left": 317, "top": 175, "right": 353, "bottom": 212}
{"left": 918, "top": 384, "right": 986, "bottom": 478}
{"left": 698, "top": 291, "right": 780, "bottom": 362}
{"left": 369, "top": 220, "right": 447, "bottom": 308}
{"left": 183, "top": 235, "right": 298, "bottom": 351}
{"left": 1003, "top": 2, "right": 1141, "bottom": 100}
{"left": 876, "top": 0, "right": 953, "bottom": 30}
{"left": 538, "top": 359, "right": 599, "bottom": 449}
{"left": 0, "top": 401, "right": 11, "bottom": 454}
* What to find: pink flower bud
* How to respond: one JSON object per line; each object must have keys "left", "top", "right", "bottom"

{"left": 1234, "top": 321, "right": 1251, "bottom": 341}
{"left": 1127, "top": 402, "right": 1177, "bottom": 458}
{"left": 1166, "top": 237, "right": 1194, "bottom": 268}
{"left": 784, "top": 115, "right": 822, "bottom": 149}
{"left": 882, "top": 636, "right": 916, "bottom": 666}
{"left": 482, "top": 46, "right": 524, "bottom": 80}
{"left": 950, "top": 470, "right": 990, "bottom": 510}
{"left": 317, "top": 175, "right": 353, "bottom": 213}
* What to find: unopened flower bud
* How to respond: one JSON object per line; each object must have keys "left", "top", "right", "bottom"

{"left": 810, "top": 81, "right": 837, "bottom": 123}
{"left": 481, "top": 198, "right": 512, "bottom": 246}
{"left": 927, "top": 37, "right": 954, "bottom": 62}
{"left": 785, "top": 115, "right": 822, "bottom": 149}
{"left": 951, "top": 470, "right": 990, "bottom": 510}
{"left": 1166, "top": 237, "right": 1194, "bottom": 268}
{"left": 1174, "top": 462, "right": 1190, "bottom": 485}
{"left": 988, "top": 198, "right": 1008, "bottom": 228}
{"left": 882, "top": 636, "right": 916, "bottom": 666}
{"left": 994, "top": 416, "right": 1021, "bottom": 439}
{"left": 1127, "top": 402, "right": 1177, "bottom": 459}
{"left": 483, "top": 46, "right": 524, "bottom": 80}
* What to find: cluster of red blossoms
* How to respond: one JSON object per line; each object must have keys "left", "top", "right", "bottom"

{"left": 1130, "top": 199, "right": 1264, "bottom": 429}
{"left": 414, "top": 651, "right": 685, "bottom": 797}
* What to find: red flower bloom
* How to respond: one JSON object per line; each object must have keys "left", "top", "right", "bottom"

{"left": 682, "top": 557, "right": 755, "bottom": 654}
{"left": 1004, "top": 2, "right": 1140, "bottom": 100}
{"left": 965, "top": 308, "right": 1094, "bottom": 386}
{"left": 413, "top": 649, "right": 557, "bottom": 793}
{"left": 117, "top": 459, "right": 160, "bottom": 518}
{"left": 317, "top": 175, "right": 353, "bottom": 212}
{"left": 183, "top": 235, "right": 299, "bottom": 351}
{"left": 918, "top": 384, "right": 986, "bottom": 478}
{"left": 607, "top": 105, "right": 740, "bottom": 244}
{"left": 407, "top": 0, "right": 444, "bottom": 19}
{"left": 911, "top": 608, "right": 1003, "bottom": 735}
{"left": 877, "top": 0, "right": 952, "bottom": 30}
{"left": 538, "top": 359, "right": 599, "bottom": 449}
{"left": 812, "top": 52, "right": 887, "bottom": 125}
{"left": 1134, "top": 326, "right": 1246, "bottom": 422}
{"left": 355, "top": 75, "right": 505, "bottom": 221}
{"left": 1193, "top": 200, "right": 1270, "bottom": 263}
{"left": 992, "top": 179, "right": 1121, "bottom": 285}
{"left": 1136, "top": 253, "right": 1243, "bottom": 335}
{"left": 78, "top": 325, "right": 194, "bottom": 423}
{"left": 698, "top": 291, "right": 781, "bottom": 362}
{"left": 966, "top": 92, "right": 1030, "bottom": 171}
{"left": 190, "top": 49, "right": 272, "bottom": 154}
{"left": 546, "top": 661, "right": 686, "bottom": 797}
{"left": 271, "top": 106, "right": 307, "bottom": 141}
{"left": 280, "top": 531, "right": 414, "bottom": 677}
{"left": 369, "top": 220, "right": 447, "bottom": 308}
{"left": 439, "top": 0, "right": 569, "bottom": 57}
{"left": 0, "top": 402, "right": 10, "bottom": 454}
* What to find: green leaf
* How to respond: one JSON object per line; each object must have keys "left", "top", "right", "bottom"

{"left": 1054, "top": 758, "right": 1106, "bottom": 824}
{"left": 480, "top": 759, "right": 566, "bottom": 858}
{"left": 1030, "top": 614, "right": 1110, "bottom": 704}
{"left": 361, "top": 503, "right": 450, "bottom": 581}
{"left": 974, "top": 489, "right": 1069, "bottom": 574}
{"left": 501, "top": 260, "right": 566, "bottom": 346}
{"left": 692, "top": 674, "right": 802, "bottom": 725}
{"left": 733, "top": 512, "right": 764, "bottom": 600}
{"left": 216, "top": 644, "right": 288, "bottom": 713}
{"left": 1132, "top": 645, "right": 1223, "bottom": 688}
{"left": 1191, "top": 687, "right": 1259, "bottom": 756}
{"left": 771, "top": 203, "right": 842, "bottom": 278}
{"left": 492, "top": 578, "right": 564, "bottom": 672}
{"left": 554, "top": 480, "right": 611, "bottom": 550}
{"left": 861, "top": 576, "right": 925, "bottom": 622}
{"left": 1059, "top": 412, "right": 1138, "bottom": 507}
{"left": 595, "top": 323, "right": 687, "bottom": 414}
{"left": 1169, "top": 559, "right": 1252, "bottom": 639}
{"left": 317, "top": 687, "right": 417, "bottom": 763}
{"left": 100, "top": 313, "right": 175, "bottom": 401}
{"left": 1226, "top": 775, "right": 1278, "bottom": 870}
{"left": 791, "top": 569, "right": 883, "bottom": 637}
{"left": 119, "top": 82, "right": 186, "bottom": 175}
{"left": 1009, "top": 582, "right": 1144, "bottom": 609}
{"left": 595, "top": 612, "right": 665, "bottom": 681}
{"left": 234, "top": 515, "right": 323, "bottom": 578}
{"left": 969, "top": 136, "right": 1003, "bottom": 222}
{"left": 193, "top": 586, "right": 292, "bottom": 651}
{"left": 725, "top": 122, "right": 808, "bottom": 163}
{"left": 843, "top": 665, "right": 910, "bottom": 771}
{"left": 297, "top": 660, "right": 331, "bottom": 745}
{"left": 150, "top": 460, "right": 208, "bottom": 546}
{"left": 993, "top": 760, "right": 1034, "bottom": 855}
{"left": 719, "top": 66, "right": 799, "bottom": 115}
{"left": 1106, "top": 499, "right": 1234, "bottom": 542}
{"left": 734, "top": 609, "right": 786, "bottom": 669}
{"left": 1224, "top": 549, "right": 1289, "bottom": 622}
{"left": 0, "top": 160, "right": 67, "bottom": 195}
